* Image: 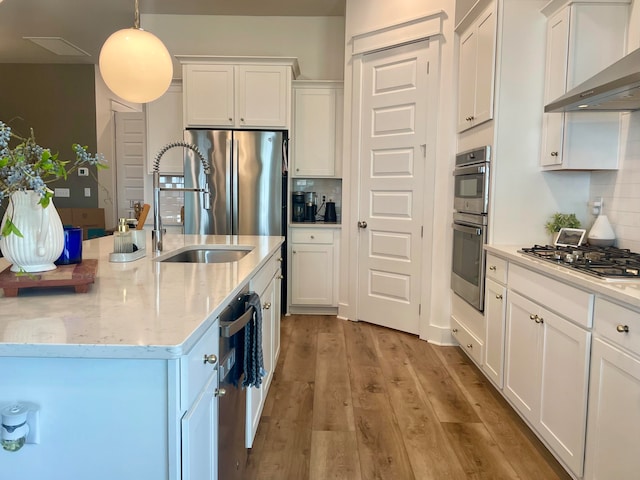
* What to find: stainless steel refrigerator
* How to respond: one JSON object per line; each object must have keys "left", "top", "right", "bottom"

{"left": 183, "top": 129, "right": 286, "bottom": 236}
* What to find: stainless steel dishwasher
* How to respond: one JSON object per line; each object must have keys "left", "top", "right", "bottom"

{"left": 218, "top": 286, "right": 251, "bottom": 480}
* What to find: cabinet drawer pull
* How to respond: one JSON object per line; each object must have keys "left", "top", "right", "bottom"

{"left": 616, "top": 324, "right": 630, "bottom": 333}
{"left": 240, "top": 118, "right": 245, "bottom": 122}
{"left": 489, "top": 265, "right": 497, "bottom": 271}
{"left": 203, "top": 354, "right": 218, "bottom": 365}
{"left": 452, "top": 328, "right": 458, "bottom": 333}
{"left": 466, "top": 343, "right": 473, "bottom": 349}
{"left": 310, "top": 235, "right": 315, "bottom": 239}
{"left": 496, "top": 294, "right": 503, "bottom": 300}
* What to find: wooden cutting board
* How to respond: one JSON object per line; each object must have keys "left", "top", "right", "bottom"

{"left": 0, "top": 259, "right": 98, "bottom": 297}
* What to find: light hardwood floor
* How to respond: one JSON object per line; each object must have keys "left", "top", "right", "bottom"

{"left": 245, "top": 315, "right": 572, "bottom": 480}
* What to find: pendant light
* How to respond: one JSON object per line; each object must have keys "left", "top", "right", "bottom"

{"left": 98, "top": 0, "right": 173, "bottom": 103}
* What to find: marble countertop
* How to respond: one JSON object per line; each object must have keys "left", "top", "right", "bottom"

{"left": 485, "top": 245, "right": 640, "bottom": 309}
{"left": 0, "top": 233, "right": 284, "bottom": 359}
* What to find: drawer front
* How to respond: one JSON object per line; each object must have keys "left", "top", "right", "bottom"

{"left": 486, "top": 254, "right": 508, "bottom": 284}
{"left": 251, "top": 253, "right": 279, "bottom": 297}
{"left": 509, "top": 264, "right": 593, "bottom": 328}
{"left": 182, "top": 322, "right": 219, "bottom": 409}
{"left": 451, "top": 317, "right": 484, "bottom": 366}
{"left": 594, "top": 297, "right": 640, "bottom": 355}
{"left": 290, "top": 229, "right": 333, "bottom": 244}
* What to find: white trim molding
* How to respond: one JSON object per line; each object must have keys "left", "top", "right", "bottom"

{"left": 351, "top": 11, "right": 445, "bottom": 56}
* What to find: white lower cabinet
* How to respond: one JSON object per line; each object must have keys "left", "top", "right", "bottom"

{"left": 181, "top": 372, "right": 218, "bottom": 480}
{"left": 180, "top": 320, "right": 220, "bottom": 480}
{"left": 289, "top": 228, "right": 337, "bottom": 307}
{"left": 584, "top": 299, "right": 640, "bottom": 480}
{"left": 483, "top": 277, "right": 506, "bottom": 387}
{"left": 505, "top": 289, "right": 590, "bottom": 477}
{"left": 246, "top": 252, "right": 282, "bottom": 447}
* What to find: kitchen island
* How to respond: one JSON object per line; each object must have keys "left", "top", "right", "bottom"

{"left": 0, "top": 233, "right": 284, "bottom": 480}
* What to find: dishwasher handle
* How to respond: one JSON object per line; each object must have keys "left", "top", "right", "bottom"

{"left": 220, "top": 307, "right": 253, "bottom": 338}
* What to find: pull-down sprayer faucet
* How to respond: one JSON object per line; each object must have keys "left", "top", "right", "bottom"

{"left": 152, "top": 142, "right": 211, "bottom": 252}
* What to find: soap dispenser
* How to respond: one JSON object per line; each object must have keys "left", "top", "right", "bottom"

{"left": 114, "top": 218, "right": 134, "bottom": 253}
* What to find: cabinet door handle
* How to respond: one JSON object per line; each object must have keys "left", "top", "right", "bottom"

{"left": 278, "top": 257, "right": 283, "bottom": 262}
{"left": 550, "top": 152, "right": 558, "bottom": 157}
{"left": 203, "top": 354, "right": 218, "bottom": 365}
{"left": 215, "top": 388, "right": 227, "bottom": 398}
{"left": 240, "top": 117, "right": 245, "bottom": 122}
{"left": 310, "top": 235, "right": 315, "bottom": 239}
{"left": 535, "top": 316, "right": 544, "bottom": 324}
{"left": 452, "top": 328, "right": 458, "bottom": 333}
{"left": 263, "top": 302, "right": 272, "bottom": 310}
{"left": 228, "top": 118, "right": 233, "bottom": 122}
{"left": 466, "top": 343, "right": 473, "bottom": 349}
{"left": 489, "top": 265, "right": 497, "bottom": 271}
{"left": 358, "top": 221, "right": 368, "bottom": 229}
{"left": 277, "top": 274, "right": 284, "bottom": 280}
{"left": 529, "top": 314, "right": 537, "bottom": 321}
{"left": 616, "top": 324, "right": 630, "bottom": 333}
{"left": 495, "top": 294, "right": 503, "bottom": 300}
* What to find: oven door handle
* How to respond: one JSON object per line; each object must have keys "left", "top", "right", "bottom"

{"left": 453, "top": 164, "right": 486, "bottom": 176}
{"left": 453, "top": 222, "right": 483, "bottom": 236}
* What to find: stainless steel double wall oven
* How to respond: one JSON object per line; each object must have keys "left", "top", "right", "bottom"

{"left": 451, "top": 146, "right": 490, "bottom": 311}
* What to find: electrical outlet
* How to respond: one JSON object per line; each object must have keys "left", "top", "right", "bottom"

{"left": 78, "top": 167, "right": 89, "bottom": 176}
{"left": 84, "top": 188, "right": 91, "bottom": 197}
{"left": 54, "top": 188, "right": 70, "bottom": 198}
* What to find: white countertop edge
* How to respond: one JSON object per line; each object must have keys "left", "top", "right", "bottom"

{"left": 289, "top": 222, "right": 342, "bottom": 229}
{"left": 485, "top": 245, "right": 640, "bottom": 310}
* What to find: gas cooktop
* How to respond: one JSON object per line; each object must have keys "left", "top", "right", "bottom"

{"left": 519, "top": 245, "right": 640, "bottom": 280}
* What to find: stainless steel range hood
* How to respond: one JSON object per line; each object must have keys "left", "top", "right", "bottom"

{"left": 545, "top": 47, "right": 640, "bottom": 113}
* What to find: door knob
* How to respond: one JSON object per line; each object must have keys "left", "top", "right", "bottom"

{"left": 215, "top": 388, "right": 226, "bottom": 397}
{"left": 358, "top": 221, "right": 368, "bottom": 229}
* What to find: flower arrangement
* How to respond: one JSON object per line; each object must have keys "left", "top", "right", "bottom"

{"left": 544, "top": 212, "right": 581, "bottom": 235}
{"left": 0, "top": 120, "right": 107, "bottom": 237}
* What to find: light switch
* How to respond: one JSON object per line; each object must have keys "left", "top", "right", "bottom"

{"left": 54, "top": 188, "right": 70, "bottom": 198}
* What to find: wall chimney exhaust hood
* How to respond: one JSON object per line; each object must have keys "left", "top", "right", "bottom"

{"left": 545, "top": 47, "right": 640, "bottom": 113}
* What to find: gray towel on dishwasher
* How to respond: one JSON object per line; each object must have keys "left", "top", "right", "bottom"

{"left": 242, "top": 292, "right": 265, "bottom": 388}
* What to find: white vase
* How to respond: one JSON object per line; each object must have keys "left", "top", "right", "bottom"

{"left": 0, "top": 191, "right": 64, "bottom": 273}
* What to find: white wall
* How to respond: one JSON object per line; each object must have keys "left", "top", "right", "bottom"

{"left": 142, "top": 15, "right": 346, "bottom": 80}
{"left": 590, "top": 1, "right": 640, "bottom": 252}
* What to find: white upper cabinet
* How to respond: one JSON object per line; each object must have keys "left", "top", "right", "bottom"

{"left": 456, "top": 1, "right": 497, "bottom": 132}
{"left": 540, "top": 0, "right": 629, "bottom": 170}
{"left": 181, "top": 57, "right": 298, "bottom": 130}
{"left": 292, "top": 81, "right": 343, "bottom": 177}
{"left": 145, "top": 82, "right": 183, "bottom": 174}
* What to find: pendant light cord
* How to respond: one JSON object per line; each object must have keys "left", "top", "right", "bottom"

{"left": 134, "top": 0, "right": 140, "bottom": 29}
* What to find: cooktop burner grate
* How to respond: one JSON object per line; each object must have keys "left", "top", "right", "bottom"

{"left": 518, "top": 245, "right": 640, "bottom": 279}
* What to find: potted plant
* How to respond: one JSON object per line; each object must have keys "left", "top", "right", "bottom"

{"left": 545, "top": 212, "right": 581, "bottom": 243}
{"left": 0, "top": 120, "right": 106, "bottom": 272}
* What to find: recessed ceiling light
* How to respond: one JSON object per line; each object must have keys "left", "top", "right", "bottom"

{"left": 577, "top": 104, "right": 590, "bottom": 109}
{"left": 23, "top": 37, "right": 90, "bottom": 57}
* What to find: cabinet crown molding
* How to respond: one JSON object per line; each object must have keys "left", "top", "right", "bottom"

{"left": 541, "top": 0, "right": 631, "bottom": 17}
{"left": 175, "top": 55, "right": 300, "bottom": 78}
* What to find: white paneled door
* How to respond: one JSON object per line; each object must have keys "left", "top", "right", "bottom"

{"left": 114, "top": 112, "right": 145, "bottom": 221}
{"left": 357, "top": 40, "right": 430, "bottom": 335}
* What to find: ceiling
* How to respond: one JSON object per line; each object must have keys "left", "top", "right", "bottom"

{"left": 0, "top": 0, "right": 346, "bottom": 64}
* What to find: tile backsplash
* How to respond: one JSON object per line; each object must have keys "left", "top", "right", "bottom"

{"left": 291, "top": 178, "right": 342, "bottom": 222}
{"left": 159, "top": 175, "right": 184, "bottom": 226}
{"left": 590, "top": 112, "right": 640, "bottom": 252}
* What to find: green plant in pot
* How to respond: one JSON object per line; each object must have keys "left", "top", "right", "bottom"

{"left": 545, "top": 212, "right": 581, "bottom": 243}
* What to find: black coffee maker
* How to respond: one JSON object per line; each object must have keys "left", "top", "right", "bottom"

{"left": 325, "top": 200, "right": 337, "bottom": 223}
{"left": 292, "top": 191, "right": 305, "bottom": 222}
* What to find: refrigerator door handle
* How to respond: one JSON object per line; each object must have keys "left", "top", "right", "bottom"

{"left": 231, "top": 138, "right": 239, "bottom": 234}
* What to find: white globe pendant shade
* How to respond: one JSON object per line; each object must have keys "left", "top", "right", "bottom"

{"left": 99, "top": 27, "right": 173, "bottom": 103}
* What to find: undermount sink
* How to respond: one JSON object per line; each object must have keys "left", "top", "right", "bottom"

{"left": 155, "top": 246, "right": 253, "bottom": 264}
